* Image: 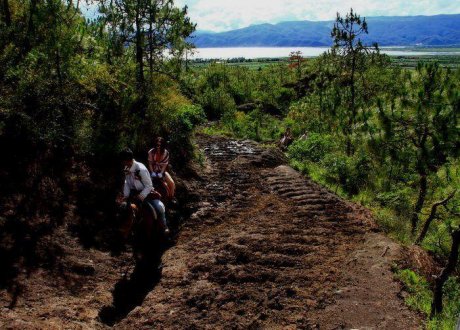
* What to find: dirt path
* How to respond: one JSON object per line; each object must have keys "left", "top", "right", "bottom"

{"left": 0, "top": 135, "right": 423, "bottom": 329}
{"left": 117, "top": 135, "right": 423, "bottom": 329}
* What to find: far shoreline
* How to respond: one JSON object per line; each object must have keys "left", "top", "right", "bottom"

{"left": 187, "top": 46, "right": 460, "bottom": 60}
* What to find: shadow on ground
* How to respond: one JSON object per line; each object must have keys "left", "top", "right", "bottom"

{"left": 98, "top": 254, "right": 163, "bottom": 326}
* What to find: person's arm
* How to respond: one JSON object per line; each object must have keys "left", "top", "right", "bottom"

{"left": 139, "top": 168, "right": 153, "bottom": 201}
{"left": 122, "top": 178, "right": 130, "bottom": 200}
{"left": 147, "top": 150, "right": 154, "bottom": 173}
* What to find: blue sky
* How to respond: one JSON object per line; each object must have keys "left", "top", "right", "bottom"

{"left": 174, "top": 0, "right": 460, "bottom": 32}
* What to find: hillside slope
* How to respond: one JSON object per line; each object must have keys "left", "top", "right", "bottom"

{"left": 0, "top": 135, "right": 427, "bottom": 329}
{"left": 118, "top": 135, "right": 423, "bottom": 329}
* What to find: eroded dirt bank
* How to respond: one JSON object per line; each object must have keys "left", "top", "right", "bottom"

{"left": 1, "top": 135, "right": 423, "bottom": 329}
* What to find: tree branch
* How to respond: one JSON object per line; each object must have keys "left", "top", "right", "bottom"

{"left": 416, "top": 190, "right": 457, "bottom": 245}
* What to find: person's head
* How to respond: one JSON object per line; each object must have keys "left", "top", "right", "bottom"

{"left": 154, "top": 137, "right": 166, "bottom": 153}
{"left": 120, "top": 148, "right": 134, "bottom": 168}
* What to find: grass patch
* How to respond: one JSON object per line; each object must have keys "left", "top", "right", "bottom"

{"left": 198, "top": 123, "right": 235, "bottom": 137}
{"left": 395, "top": 269, "right": 460, "bottom": 329}
{"left": 396, "top": 269, "right": 432, "bottom": 315}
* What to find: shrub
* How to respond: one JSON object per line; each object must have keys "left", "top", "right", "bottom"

{"left": 321, "top": 153, "right": 350, "bottom": 192}
{"left": 169, "top": 104, "right": 206, "bottom": 161}
{"left": 375, "top": 187, "right": 413, "bottom": 216}
{"left": 198, "top": 87, "right": 236, "bottom": 120}
{"left": 288, "top": 133, "right": 336, "bottom": 163}
{"left": 349, "top": 151, "right": 373, "bottom": 192}
{"left": 321, "top": 151, "right": 372, "bottom": 196}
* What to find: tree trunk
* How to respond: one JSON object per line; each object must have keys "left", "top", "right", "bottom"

{"left": 24, "top": 0, "right": 38, "bottom": 53}
{"left": 416, "top": 191, "right": 456, "bottom": 245}
{"left": 185, "top": 50, "right": 189, "bottom": 72}
{"left": 2, "top": 0, "right": 11, "bottom": 27}
{"left": 297, "top": 57, "right": 301, "bottom": 80}
{"left": 135, "top": 1, "right": 144, "bottom": 89}
{"left": 411, "top": 127, "right": 429, "bottom": 236}
{"left": 55, "top": 47, "right": 62, "bottom": 85}
{"left": 431, "top": 229, "right": 460, "bottom": 317}
{"left": 147, "top": 0, "right": 157, "bottom": 80}
{"left": 411, "top": 172, "right": 427, "bottom": 236}
{"left": 350, "top": 56, "right": 356, "bottom": 124}
{"left": 319, "top": 90, "right": 323, "bottom": 132}
{"left": 148, "top": 18, "right": 153, "bottom": 79}
{"left": 346, "top": 53, "right": 357, "bottom": 156}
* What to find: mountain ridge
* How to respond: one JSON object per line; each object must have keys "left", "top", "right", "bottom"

{"left": 191, "top": 14, "right": 460, "bottom": 47}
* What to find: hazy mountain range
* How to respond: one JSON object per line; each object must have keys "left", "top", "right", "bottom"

{"left": 192, "top": 14, "right": 460, "bottom": 47}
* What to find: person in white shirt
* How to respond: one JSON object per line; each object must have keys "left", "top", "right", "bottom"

{"left": 120, "top": 148, "right": 170, "bottom": 235}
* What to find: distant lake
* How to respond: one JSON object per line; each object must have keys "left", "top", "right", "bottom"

{"left": 189, "top": 47, "right": 460, "bottom": 59}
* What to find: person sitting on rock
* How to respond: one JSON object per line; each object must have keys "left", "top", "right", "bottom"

{"left": 148, "top": 137, "right": 175, "bottom": 199}
{"left": 279, "top": 127, "right": 293, "bottom": 150}
{"left": 120, "top": 148, "right": 170, "bottom": 235}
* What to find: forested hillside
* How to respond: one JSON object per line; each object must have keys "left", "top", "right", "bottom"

{"left": 187, "top": 11, "right": 460, "bottom": 328}
{"left": 0, "top": 0, "right": 202, "bottom": 304}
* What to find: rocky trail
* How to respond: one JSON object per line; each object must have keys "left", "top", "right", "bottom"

{"left": 1, "top": 135, "right": 424, "bottom": 329}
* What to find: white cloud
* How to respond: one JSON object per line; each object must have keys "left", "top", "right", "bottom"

{"left": 79, "top": 1, "right": 99, "bottom": 18}
{"left": 175, "top": 0, "right": 460, "bottom": 32}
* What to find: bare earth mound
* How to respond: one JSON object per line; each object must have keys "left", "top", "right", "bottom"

{"left": 0, "top": 135, "right": 423, "bottom": 329}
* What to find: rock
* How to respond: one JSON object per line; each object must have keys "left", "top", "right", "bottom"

{"left": 70, "top": 263, "right": 95, "bottom": 276}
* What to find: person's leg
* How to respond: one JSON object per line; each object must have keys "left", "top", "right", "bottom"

{"left": 119, "top": 203, "right": 136, "bottom": 240}
{"left": 149, "top": 199, "right": 168, "bottom": 229}
{"left": 164, "top": 172, "right": 175, "bottom": 198}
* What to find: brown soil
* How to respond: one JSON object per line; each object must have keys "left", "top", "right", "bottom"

{"left": 0, "top": 135, "right": 424, "bottom": 329}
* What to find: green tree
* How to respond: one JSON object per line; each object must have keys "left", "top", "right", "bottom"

{"left": 406, "top": 64, "right": 458, "bottom": 235}
{"left": 331, "top": 8, "right": 379, "bottom": 155}
{"left": 97, "top": 0, "right": 195, "bottom": 90}
{"left": 376, "top": 64, "right": 459, "bottom": 236}
{"left": 288, "top": 50, "right": 303, "bottom": 81}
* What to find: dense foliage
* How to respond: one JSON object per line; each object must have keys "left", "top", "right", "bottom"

{"left": 0, "top": 0, "right": 202, "bottom": 280}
